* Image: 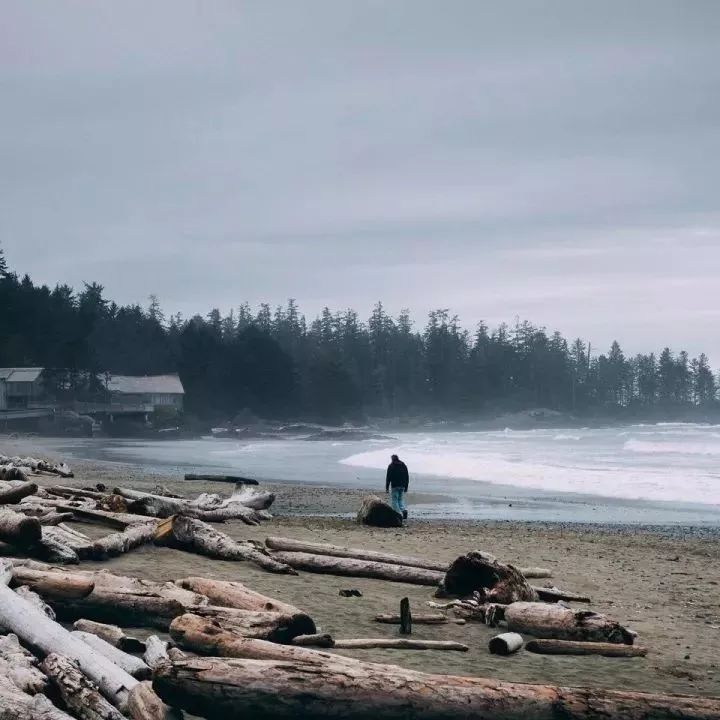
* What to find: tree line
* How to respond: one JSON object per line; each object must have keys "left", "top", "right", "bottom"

{"left": 0, "top": 246, "right": 717, "bottom": 422}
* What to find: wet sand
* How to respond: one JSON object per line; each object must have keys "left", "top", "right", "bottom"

{"left": 3, "top": 438, "right": 720, "bottom": 697}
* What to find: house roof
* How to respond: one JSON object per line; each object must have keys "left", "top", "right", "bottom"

{"left": 106, "top": 374, "right": 185, "bottom": 395}
{"left": 0, "top": 367, "right": 44, "bottom": 383}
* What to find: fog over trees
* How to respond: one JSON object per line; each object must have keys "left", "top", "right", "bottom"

{"left": 1, "top": 246, "right": 717, "bottom": 422}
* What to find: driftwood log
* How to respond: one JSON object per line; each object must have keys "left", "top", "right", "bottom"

{"left": 68, "top": 523, "right": 158, "bottom": 560}
{"left": 291, "top": 633, "right": 335, "bottom": 648}
{"left": 357, "top": 495, "right": 403, "bottom": 527}
{"left": 0, "top": 481, "right": 38, "bottom": 505}
{"left": 153, "top": 654, "right": 720, "bottom": 720}
{"left": 72, "top": 630, "right": 152, "bottom": 679}
{"left": 501, "top": 602, "right": 636, "bottom": 644}
{"left": 270, "top": 551, "right": 444, "bottom": 586}
{"left": 265, "top": 536, "right": 448, "bottom": 571}
{"left": 375, "top": 612, "right": 465, "bottom": 625}
{"left": 532, "top": 586, "right": 591, "bottom": 603}
{"left": 0, "top": 508, "right": 41, "bottom": 547}
{"left": 40, "top": 653, "right": 126, "bottom": 720}
{"left": 526, "top": 639, "right": 648, "bottom": 657}
{"left": 156, "top": 515, "right": 295, "bottom": 574}
{"left": 144, "top": 636, "right": 171, "bottom": 670}
{"left": 0, "top": 565, "right": 138, "bottom": 709}
{"left": 0, "top": 632, "right": 48, "bottom": 694}
{"left": 333, "top": 639, "right": 468, "bottom": 651}
{"left": 73, "top": 619, "right": 146, "bottom": 652}
{"left": 488, "top": 632, "right": 524, "bottom": 655}
{"left": 184, "top": 473, "right": 258, "bottom": 484}
{"left": 176, "top": 576, "right": 315, "bottom": 635}
{"left": 439, "top": 551, "right": 538, "bottom": 603}
{"left": 11, "top": 564, "right": 96, "bottom": 599}
{"left": 0, "top": 674, "right": 75, "bottom": 720}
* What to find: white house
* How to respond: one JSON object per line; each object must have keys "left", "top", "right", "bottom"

{"left": 105, "top": 374, "right": 185, "bottom": 411}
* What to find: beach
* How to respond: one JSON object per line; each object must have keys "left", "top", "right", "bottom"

{"left": 2, "top": 435, "right": 719, "bottom": 699}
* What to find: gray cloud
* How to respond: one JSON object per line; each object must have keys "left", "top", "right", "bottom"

{"left": 2, "top": 1, "right": 719, "bottom": 359}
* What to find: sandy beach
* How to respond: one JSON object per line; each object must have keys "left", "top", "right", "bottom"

{"left": 2, "top": 436, "right": 720, "bottom": 698}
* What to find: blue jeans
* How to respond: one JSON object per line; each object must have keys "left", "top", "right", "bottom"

{"left": 390, "top": 487, "right": 406, "bottom": 515}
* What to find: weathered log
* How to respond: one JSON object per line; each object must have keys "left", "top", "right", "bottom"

{"left": 21, "top": 499, "right": 147, "bottom": 529}
{"left": 439, "top": 551, "right": 538, "bottom": 603}
{"left": 176, "top": 576, "right": 315, "bottom": 634}
{"left": 0, "top": 481, "right": 37, "bottom": 504}
{"left": 152, "top": 655, "right": 720, "bottom": 720}
{"left": 35, "top": 530, "right": 80, "bottom": 564}
{"left": 265, "top": 536, "right": 448, "bottom": 571}
{"left": 73, "top": 630, "right": 152, "bottom": 679}
{"left": 270, "top": 550, "right": 444, "bottom": 586}
{"left": 144, "top": 635, "right": 171, "bottom": 669}
{"left": 0, "top": 674, "right": 75, "bottom": 720}
{"left": 357, "top": 495, "right": 403, "bottom": 527}
{"left": 375, "top": 613, "right": 465, "bottom": 625}
{"left": 503, "top": 602, "right": 636, "bottom": 644}
{"left": 40, "top": 653, "right": 126, "bottom": 720}
{"left": 0, "top": 632, "right": 48, "bottom": 694}
{"left": 45, "top": 486, "right": 108, "bottom": 501}
{"left": 188, "top": 604, "right": 309, "bottom": 643}
{"left": 291, "top": 633, "right": 335, "bottom": 648}
{"left": 14, "top": 584, "right": 56, "bottom": 618}
{"left": 73, "top": 619, "right": 146, "bottom": 652}
{"left": 526, "top": 639, "right": 648, "bottom": 657}
{"left": 169, "top": 613, "right": 354, "bottom": 665}
{"left": 0, "top": 564, "right": 138, "bottom": 709}
{"left": 0, "top": 508, "right": 41, "bottom": 547}
{"left": 126, "top": 681, "right": 178, "bottom": 720}
{"left": 488, "top": 632, "right": 524, "bottom": 655}
{"left": 49, "top": 571, "right": 206, "bottom": 629}
{"left": 158, "top": 515, "right": 295, "bottom": 574}
{"left": 38, "top": 511, "right": 76, "bottom": 525}
{"left": 11, "top": 565, "right": 95, "bottom": 599}
{"left": 332, "top": 639, "right": 469, "bottom": 651}
{"left": 72, "top": 522, "right": 157, "bottom": 560}
{"left": 532, "top": 586, "right": 591, "bottom": 603}
{"left": 184, "top": 473, "right": 258, "bottom": 484}
{"left": 400, "top": 596, "right": 412, "bottom": 635}
{"left": 520, "top": 567, "right": 553, "bottom": 579}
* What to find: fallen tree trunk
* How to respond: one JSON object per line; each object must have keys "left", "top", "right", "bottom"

{"left": 169, "top": 613, "right": 354, "bottom": 665}
{"left": 73, "top": 619, "right": 146, "bottom": 652}
{"left": 0, "top": 632, "right": 48, "bottom": 694}
{"left": 11, "top": 565, "right": 96, "bottom": 599}
{"left": 73, "top": 630, "right": 152, "bottom": 679}
{"left": 0, "top": 675, "right": 75, "bottom": 720}
{"left": 0, "top": 564, "right": 138, "bottom": 709}
{"left": 357, "top": 495, "right": 403, "bottom": 527}
{"left": 526, "top": 639, "right": 648, "bottom": 657}
{"left": 72, "top": 522, "right": 158, "bottom": 560}
{"left": 188, "top": 604, "right": 310, "bottom": 643}
{"left": 152, "top": 655, "right": 720, "bottom": 720}
{"left": 291, "top": 633, "right": 335, "bottom": 648}
{"left": 14, "top": 584, "right": 56, "bottom": 618}
{"left": 265, "top": 536, "right": 449, "bottom": 571}
{"left": 375, "top": 612, "right": 465, "bottom": 625}
{"left": 532, "top": 586, "right": 591, "bottom": 603}
{"left": 520, "top": 567, "right": 552, "bottom": 579}
{"left": 333, "top": 638, "right": 469, "bottom": 651}
{"left": 0, "top": 508, "right": 41, "bottom": 547}
{"left": 40, "top": 653, "right": 126, "bottom": 720}
{"left": 0, "top": 481, "right": 38, "bottom": 504}
{"left": 488, "top": 632, "right": 524, "bottom": 656}
{"left": 144, "top": 636, "right": 171, "bottom": 670}
{"left": 270, "top": 551, "right": 444, "bottom": 586}
{"left": 175, "top": 576, "right": 314, "bottom": 634}
{"left": 157, "top": 515, "right": 295, "bottom": 574}
{"left": 439, "top": 551, "right": 538, "bottom": 603}
{"left": 21, "top": 499, "right": 148, "bottom": 529}
{"left": 184, "top": 473, "right": 258, "bottom": 484}
{"left": 502, "top": 602, "right": 636, "bottom": 644}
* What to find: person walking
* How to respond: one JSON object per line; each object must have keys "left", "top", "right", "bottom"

{"left": 385, "top": 454, "right": 409, "bottom": 519}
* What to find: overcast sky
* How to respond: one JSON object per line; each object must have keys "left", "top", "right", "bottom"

{"left": 2, "top": 1, "right": 719, "bottom": 360}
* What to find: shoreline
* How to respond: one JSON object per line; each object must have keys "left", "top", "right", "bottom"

{"left": 2, "top": 435, "right": 719, "bottom": 696}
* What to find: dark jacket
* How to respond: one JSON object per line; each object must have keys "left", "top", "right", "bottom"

{"left": 386, "top": 460, "right": 409, "bottom": 492}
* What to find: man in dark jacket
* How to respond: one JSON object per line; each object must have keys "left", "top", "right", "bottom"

{"left": 386, "top": 454, "right": 409, "bottom": 519}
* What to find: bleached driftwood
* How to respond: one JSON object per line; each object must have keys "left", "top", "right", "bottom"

{"left": 270, "top": 551, "right": 444, "bottom": 586}
{"left": 144, "top": 635, "right": 171, "bottom": 670}
{"left": 526, "top": 639, "right": 648, "bottom": 657}
{"left": 73, "top": 619, "right": 146, "bottom": 652}
{"left": 72, "top": 630, "right": 151, "bottom": 679}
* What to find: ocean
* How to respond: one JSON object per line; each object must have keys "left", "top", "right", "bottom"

{"left": 39, "top": 422, "right": 720, "bottom": 525}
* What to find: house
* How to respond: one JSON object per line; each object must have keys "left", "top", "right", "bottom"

{"left": 105, "top": 374, "right": 185, "bottom": 411}
{"left": 0, "top": 368, "right": 45, "bottom": 408}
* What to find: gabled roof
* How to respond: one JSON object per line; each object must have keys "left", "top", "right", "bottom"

{"left": 107, "top": 374, "right": 185, "bottom": 395}
{"left": 0, "top": 367, "right": 44, "bottom": 383}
